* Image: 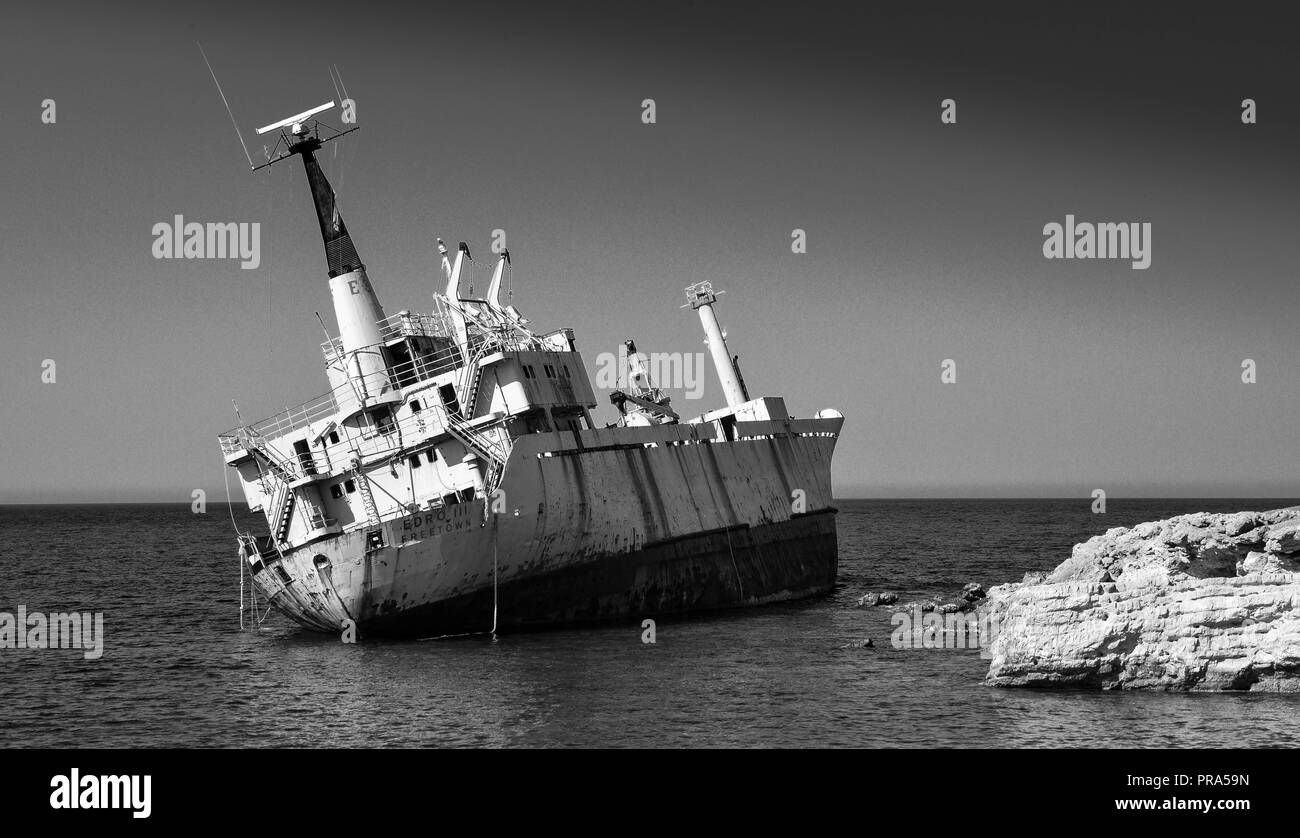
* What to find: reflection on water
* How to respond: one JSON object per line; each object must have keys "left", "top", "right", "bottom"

{"left": 1, "top": 500, "right": 1296, "bottom": 747}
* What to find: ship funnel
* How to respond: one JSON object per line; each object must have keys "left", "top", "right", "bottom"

{"left": 685, "top": 281, "right": 748, "bottom": 408}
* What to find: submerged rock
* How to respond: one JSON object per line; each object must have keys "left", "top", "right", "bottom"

{"left": 983, "top": 507, "right": 1300, "bottom": 691}
{"left": 856, "top": 591, "right": 900, "bottom": 608}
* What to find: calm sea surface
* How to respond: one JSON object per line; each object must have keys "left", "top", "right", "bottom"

{"left": 1, "top": 499, "right": 1298, "bottom": 748}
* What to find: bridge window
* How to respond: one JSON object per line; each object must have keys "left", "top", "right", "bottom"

{"left": 544, "top": 364, "right": 556, "bottom": 378}
{"left": 409, "top": 398, "right": 422, "bottom": 413}
{"left": 425, "top": 449, "right": 438, "bottom": 463}
{"left": 329, "top": 484, "right": 343, "bottom": 499}
{"left": 328, "top": 431, "right": 340, "bottom": 445}
{"left": 562, "top": 365, "right": 571, "bottom": 378}
{"left": 523, "top": 364, "right": 536, "bottom": 380}
{"left": 409, "top": 455, "right": 422, "bottom": 469}
{"left": 344, "top": 479, "right": 356, "bottom": 494}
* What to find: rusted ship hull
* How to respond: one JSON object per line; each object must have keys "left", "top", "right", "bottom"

{"left": 246, "top": 415, "right": 841, "bottom": 637}
{"left": 366, "top": 510, "right": 834, "bottom": 635}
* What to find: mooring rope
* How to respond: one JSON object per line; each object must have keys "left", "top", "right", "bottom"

{"left": 224, "top": 458, "right": 247, "bottom": 630}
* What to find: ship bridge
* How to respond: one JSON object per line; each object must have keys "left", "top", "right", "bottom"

{"left": 219, "top": 288, "right": 599, "bottom": 553}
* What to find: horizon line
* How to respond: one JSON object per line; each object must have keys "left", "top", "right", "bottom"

{"left": 3, "top": 495, "right": 1299, "bottom": 507}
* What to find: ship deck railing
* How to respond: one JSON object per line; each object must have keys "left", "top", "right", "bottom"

{"left": 218, "top": 349, "right": 514, "bottom": 461}
{"left": 220, "top": 392, "right": 341, "bottom": 455}
{"left": 319, "top": 298, "right": 551, "bottom": 366}
{"left": 319, "top": 309, "right": 456, "bottom": 364}
{"left": 220, "top": 299, "right": 567, "bottom": 458}
{"left": 236, "top": 392, "right": 513, "bottom": 501}
{"left": 218, "top": 351, "right": 425, "bottom": 455}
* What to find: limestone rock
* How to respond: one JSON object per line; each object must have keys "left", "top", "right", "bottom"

{"left": 983, "top": 507, "right": 1300, "bottom": 691}
{"left": 1265, "top": 524, "right": 1300, "bottom": 555}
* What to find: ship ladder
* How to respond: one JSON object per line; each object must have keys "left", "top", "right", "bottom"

{"left": 269, "top": 482, "right": 296, "bottom": 544}
{"left": 240, "top": 431, "right": 300, "bottom": 483}
{"left": 351, "top": 466, "right": 382, "bottom": 528}
{"left": 442, "top": 416, "right": 507, "bottom": 468}
{"left": 455, "top": 339, "right": 490, "bottom": 417}
{"left": 463, "top": 364, "right": 485, "bottom": 416}
{"left": 441, "top": 415, "right": 509, "bottom": 497}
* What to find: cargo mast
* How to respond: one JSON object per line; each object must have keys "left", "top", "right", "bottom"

{"left": 686, "top": 281, "right": 749, "bottom": 408}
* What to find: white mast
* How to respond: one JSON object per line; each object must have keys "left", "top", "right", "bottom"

{"left": 686, "top": 281, "right": 747, "bottom": 408}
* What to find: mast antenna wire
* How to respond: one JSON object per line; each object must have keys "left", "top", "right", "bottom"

{"left": 198, "top": 41, "right": 254, "bottom": 170}
{"left": 328, "top": 65, "right": 344, "bottom": 106}
{"left": 327, "top": 64, "right": 355, "bottom": 198}
{"left": 331, "top": 64, "right": 351, "bottom": 101}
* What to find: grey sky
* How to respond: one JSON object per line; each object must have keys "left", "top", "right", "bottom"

{"left": 1, "top": 1, "right": 1297, "bottom": 501}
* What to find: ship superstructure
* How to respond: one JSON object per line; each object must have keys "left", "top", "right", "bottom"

{"left": 219, "top": 105, "right": 843, "bottom": 636}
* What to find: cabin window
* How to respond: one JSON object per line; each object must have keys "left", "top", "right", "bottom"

{"left": 544, "top": 364, "right": 556, "bottom": 378}
{"left": 458, "top": 488, "right": 476, "bottom": 503}
{"left": 409, "top": 455, "right": 422, "bottom": 469}
{"left": 438, "top": 384, "right": 462, "bottom": 419}
{"left": 366, "top": 530, "right": 385, "bottom": 550}
{"left": 345, "top": 479, "right": 357, "bottom": 494}
{"left": 328, "top": 431, "right": 340, "bottom": 445}
{"left": 443, "top": 492, "right": 460, "bottom": 506}
{"left": 275, "top": 565, "right": 293, "bottom": 584}
{"left": 425, "top": 449, "right": 438, "bottom": 464}
{"left": 720, "top": 415, "right": 738, "bottom": 442}
{"left": 329, "top": 484, "right": 343, "bottom": 499}
{"left": 293, "top": 439, "right": 317, "bottom": 476}
{"left": 409, "top": 399, "right": 422, "bottom": 413}
{"left": 371, "top": 405, "right": 396, "bottom": 434}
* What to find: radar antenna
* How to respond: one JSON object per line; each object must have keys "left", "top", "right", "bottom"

{"left": 252, "top": 101, "right": 359, "bottom": 171}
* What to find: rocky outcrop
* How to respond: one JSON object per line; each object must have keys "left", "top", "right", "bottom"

{"left": 983, "top": 508, "right": 1300, "bottom": 691}
{"left": 856, "top": 591, "right": 899, "bottom": 607}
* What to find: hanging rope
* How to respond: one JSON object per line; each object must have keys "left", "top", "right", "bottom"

{"left": 490, "top": 512, "right": 499, "bottom": 636}
{"left": 225, "top": 457, "right": 247, "bottom": 630}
